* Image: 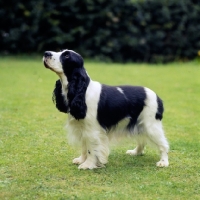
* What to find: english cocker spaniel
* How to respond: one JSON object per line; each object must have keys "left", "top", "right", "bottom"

{"left": 43, "top": 50, "right": 169, "bottom": 169}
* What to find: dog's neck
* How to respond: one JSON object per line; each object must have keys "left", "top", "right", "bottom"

{"left": 58, "top": 73, "right": 68, "bottom": 85}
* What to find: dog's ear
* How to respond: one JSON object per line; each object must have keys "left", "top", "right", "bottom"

{"left": 67, "top": 68, "right": 89, "bottom": 120}
{"left": 52, "top": 80, "right": 68, "bottom": 113}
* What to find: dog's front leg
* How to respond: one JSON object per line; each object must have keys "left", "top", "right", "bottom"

{"left": 73, "top": 139, "right": 87, "bottom": 165}
{"left": 78, "top": 150, "right": 99, "bottom": 170}
{"left": 78, "top": 132, "right": 109, "bottom": 170}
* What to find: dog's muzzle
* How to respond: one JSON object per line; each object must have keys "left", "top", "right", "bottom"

{"left": 43, "top": 51, "right": 52, "bottom": 68}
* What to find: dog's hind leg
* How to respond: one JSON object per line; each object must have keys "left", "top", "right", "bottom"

{"left": 126, "top": 137, "right": 145, "bottom": 156}
{"left": 145, "top": 120, "right": 169, "bottom": 167}
{"left": 126, "top": 123, "right": 146, "bottom": 156}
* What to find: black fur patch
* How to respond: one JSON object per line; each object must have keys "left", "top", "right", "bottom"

{"left": 156, "top": 95, "right": 164, "bottom": 120}
{"left": 67, "top": 68, "right": 90, "bottom": 120}
{"left": 52, "top": 80, "right": 68, "bottom": 113}
{"left": 97, "top": 85, "right": 146, "bottom": 131}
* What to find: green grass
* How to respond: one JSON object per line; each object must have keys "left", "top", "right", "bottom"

{"left": 0, "top": 56, "right": 200, "bottom": 200}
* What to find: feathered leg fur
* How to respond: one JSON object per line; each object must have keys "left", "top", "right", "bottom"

{"left": 67, "top": 116, "right": 110, "bottom": 169}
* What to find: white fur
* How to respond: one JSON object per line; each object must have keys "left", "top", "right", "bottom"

{"left": 117, "top": 87, "right": 124, "bottom": 94}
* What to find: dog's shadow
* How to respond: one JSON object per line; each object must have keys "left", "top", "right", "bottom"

{"left": 102, "top": 150, "right": 160, "bottom": 172}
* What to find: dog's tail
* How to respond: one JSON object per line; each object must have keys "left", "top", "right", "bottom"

{"left": 155, "top": 95, "right": 164, "bottom": 120}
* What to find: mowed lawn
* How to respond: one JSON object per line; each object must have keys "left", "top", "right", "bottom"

{"left": 0, "top": 56, "right": 200, "bottom": 200}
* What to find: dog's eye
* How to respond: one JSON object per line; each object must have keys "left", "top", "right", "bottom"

{"left": 65, "top": 55, "right": 70, "bottom": 59}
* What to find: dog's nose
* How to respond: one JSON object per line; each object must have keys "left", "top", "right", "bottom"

{"left": 44, "top": 51, "right": 52, "bottom": 58}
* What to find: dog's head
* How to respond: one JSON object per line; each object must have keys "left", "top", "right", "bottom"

{"left": 43, "top": 50, "right": 84, "bottom": 81}
{"left": 43, "top": 49, "right": 90, "bottom": 120}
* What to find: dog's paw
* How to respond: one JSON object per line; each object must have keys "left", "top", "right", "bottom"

{"left": 126, "top": 149, "right": 144, "bottom": 156}
{"left": 73, "top": 156, "right": 85, "bottom": 165}
{"left": 78, "top": 161, "right": 98, "bottom": 170}
{"left": 156, "top": 160, "right": 169, "bottom": 167}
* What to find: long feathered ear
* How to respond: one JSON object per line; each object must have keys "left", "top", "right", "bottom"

{"left": 52, "top": 80, "right": 68, "bottom": 113}
{"left": 67, "top": 68, "right": 90, "bottom": 120}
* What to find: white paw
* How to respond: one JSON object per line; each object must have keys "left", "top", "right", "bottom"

{"left": 73, "top": 156, "right": 85, "bottom": 165}
{"left": 78, "top": 161, "right": 98, "bottom": 170}
{"left": 156, "top": 160, "right": 169, "bottom": 167}
{"left": 126, "top": 149, "right": 144, "bottom": 156}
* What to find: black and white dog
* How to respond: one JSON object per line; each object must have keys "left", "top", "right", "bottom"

{"left": 43, "top": 50, "right": 169, "bottom": 169}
